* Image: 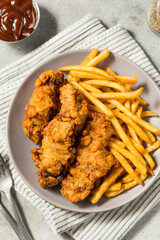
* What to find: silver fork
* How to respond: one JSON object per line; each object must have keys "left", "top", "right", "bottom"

{"left": 0, "top": 153, "right": 33, "bottom": 240}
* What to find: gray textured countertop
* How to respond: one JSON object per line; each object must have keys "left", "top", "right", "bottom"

{"left": 0, "top": 0, "right": 160, "bottom": 240}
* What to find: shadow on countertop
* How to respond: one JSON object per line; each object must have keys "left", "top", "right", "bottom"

{"left": 9, "top": 6, "right": 57, "bottom": 53}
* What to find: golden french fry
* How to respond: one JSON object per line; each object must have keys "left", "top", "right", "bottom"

{"left": 69, "top": 71, "right": 112, "bottom": 80}
{"left": 90, "top": 167, "right": 124, "bottom": 204}
{"left": 136, "top": 106, "right": 143, "bottom": 118}
{"left": 130, "top": 138, "right": 144, "bottom": 154}
{"left": 141, "top": 111, "right": 158, "bottom": 118}
{"left": 113, "top": 109, "right": 151, "bottom": 144}
{"left": 109, "top": 100, "right": 160, "bottom": 136}
{"left": 71, "top": 81, "right": 114, "bottom": 117}
{"left": 109, "top": 141, "right": 147, "bottom": 174}
{"left": 91, "top": 87, "right": 143, "bottom": 100}
{"left": 144, "top": 129, "right": 156, "bottom": 143}
{"left": 83, "top": 80, "right": 126, "bottom": 92}
{"left": 106, "top": 67, "right": 116, "bottom": 76}
{"left": 115, "top": 75, "right": 137, "bottom": 84}
{"left": 104, "top": 190, "right": 123, "bottom": 197}
{"left": 58, "top": 65, "right": 115, "bottom": 79}
{"left": 131, "top": 100, "right": 140, "bottom": 114}
{"left": 86, "top": 48, "right": 109, "bottom": 66}
{"left": 146, "top": 140, "right": 160, "bottom": 153}
{"left": 124, "top": 100, "right": 131, "bottom": 109}
{"left": 122, "top": 174, "right": 133, "bottom": 183}
{"left": 80, "top": 82, "right": 102, "bottom": 93}
{"left": 128, "top": 126, "right": 141, "bottom": 143}
{"left": 125, "top": 83, "right": 132, "bottom": 90}
{"left": 111, "top": 148, "right": 142, "bottom": 184}
{"left": 82, "top": 48, "right": 99, "bottom": 65}
{"left": 137, "top": 97, "right": 148, "bottom": 106}
{"left": 110, "top": 137, "right": 126, "bottom": 148}
{"left": 107, "top": 182, "right": 122, "bottom": 192}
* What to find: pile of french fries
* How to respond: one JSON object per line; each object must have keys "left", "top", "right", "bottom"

{"left": 58, "top": 48, "right": 160, "bottom": 204}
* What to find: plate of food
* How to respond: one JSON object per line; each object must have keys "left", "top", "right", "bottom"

{"left": 7, "top": 48, "right": 160, "bottom": 213}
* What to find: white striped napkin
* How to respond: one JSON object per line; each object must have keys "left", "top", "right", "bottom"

{"left": 0, "top": 14, "right": 159, "bottom": 240}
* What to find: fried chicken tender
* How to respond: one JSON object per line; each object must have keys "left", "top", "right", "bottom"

{"left": 23, "top": 70, "right": 66, "bottom": 144}
{"left": 61, "top": 112, "right": 115, "bottom": 203}
{"left": 32, "top": 83, "right": 89, "bottom": 188}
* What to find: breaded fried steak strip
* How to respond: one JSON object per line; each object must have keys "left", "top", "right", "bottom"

{"left": 32, "top": 84, "right": 89, "bottom": 188}
{"left": 61, "top": 112, "right": 115, "bottom": 203}
{"left": 23, "top": 70, "right": 66, "bottom": 144}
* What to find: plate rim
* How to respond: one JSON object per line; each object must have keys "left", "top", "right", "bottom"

{"left": 7, "top": 49, "right": 160, "bottom": 213}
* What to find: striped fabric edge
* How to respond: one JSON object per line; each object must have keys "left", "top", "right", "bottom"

{"left": 0, "top": 15, "right": 107, "bottom": 234}
{"left": 66, "top": 26, "right": 160, "bottom": 239}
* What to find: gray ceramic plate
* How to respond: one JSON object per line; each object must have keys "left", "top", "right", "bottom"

{"left": 7, "top": 50, "right": 160, "bottom": 213}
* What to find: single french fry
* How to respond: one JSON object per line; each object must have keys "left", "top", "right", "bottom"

{"left": 122, "top": 174, "right": 133, "bottom": 183}
{"left": 146, "top": 140, "right": 160, "bottom": 153}
{"left": 109, "top": 141, "right": 147, "bottom": 174}
{"left": 115, "top": 75, "right": 137, "bottom": 84}
{"left": 130, "top": 138, "right": 145, "bottom": 155}
{"left": 104, "top": 190, "right": 123, "bottom": 197}
{"left": 144, "top": 129, "right": 156, "bottom": 143}
{"left": 86, "top": 48, "right": 109, "bottom": 67}
{"left": 113, "top": 109, "right": 151, "bottom": 144}
{"left": 137, "top": 97, "right": 149, "bottom": 106}
{"left": 110, "top": 137, "right": 126, "bottom": 148}
{"left": 69, "top": 71, "right": 112, "bottom": 80}
{"left": 71, "top": 81, "right": 113, "bottom": 117}
{"left": 136, "top": 106, "right": 143, "bottom": 118}
{"left": 107, "top": 182, "right": 122, "bottom": 192}
{"left": 106, "top": 67, "right": 116, "bottom": 76}
{"left": 142, "top": 111, "right": 158, "bottom": 118}
{"left": 91, "top": 87, "right": 143, "bottom": 100}
{"left": 58, "top": 65, "right": 116, "bottom": 79}
{"left": 131, "top": 100, "right": 140, "bottom": 114}
{"left": 90, "top": 167, "right": 124, "bottom": 204}
{"left": 111, "top": 148, "right": 142, "bottom": 184}
{"left": 128, "top": 126, "right": 141, "bottom": 143}
{"left": 80, "top": 82, "right": 102, "bottom": 93}
{"left": 144, "top": 152, "right": 155, "bottom": 169}
{"left": 82, "top": 80, "right": 126, "bottom": 92}
{"left": 124, "top": 100, "right": 131, "bottom": 109}
{"left": 125, "top": 100, "right": 140, "bottom": 143}
{"left": 108, "top": 100, "right": 160, "bottom": 136}
{"left": 125, "top": 83, "right": 132, "bottom": 91}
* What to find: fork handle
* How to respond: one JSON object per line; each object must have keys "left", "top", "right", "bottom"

{"left": 6, "top": 190, "right": 33, "bottom": 240}
{"left": 0, "top": 202, "right": 19, "bottom": 237}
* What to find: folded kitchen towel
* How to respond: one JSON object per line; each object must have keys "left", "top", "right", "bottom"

{"left": 0, "top": 14, "right": 159, "bottom": 240}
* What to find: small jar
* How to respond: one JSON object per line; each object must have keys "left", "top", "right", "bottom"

{"left": 147, "top": 0, "right": 160, "bottom": 36}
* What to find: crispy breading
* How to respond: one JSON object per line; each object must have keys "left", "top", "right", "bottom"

{"left": 23, "top": 70, "right": 66, "bottom": 144}
{"left": 61, "top": 112, "right": 114, "bottom": 203}
{"left": 32, "top": 83, "right": 89, "bottom": 188}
